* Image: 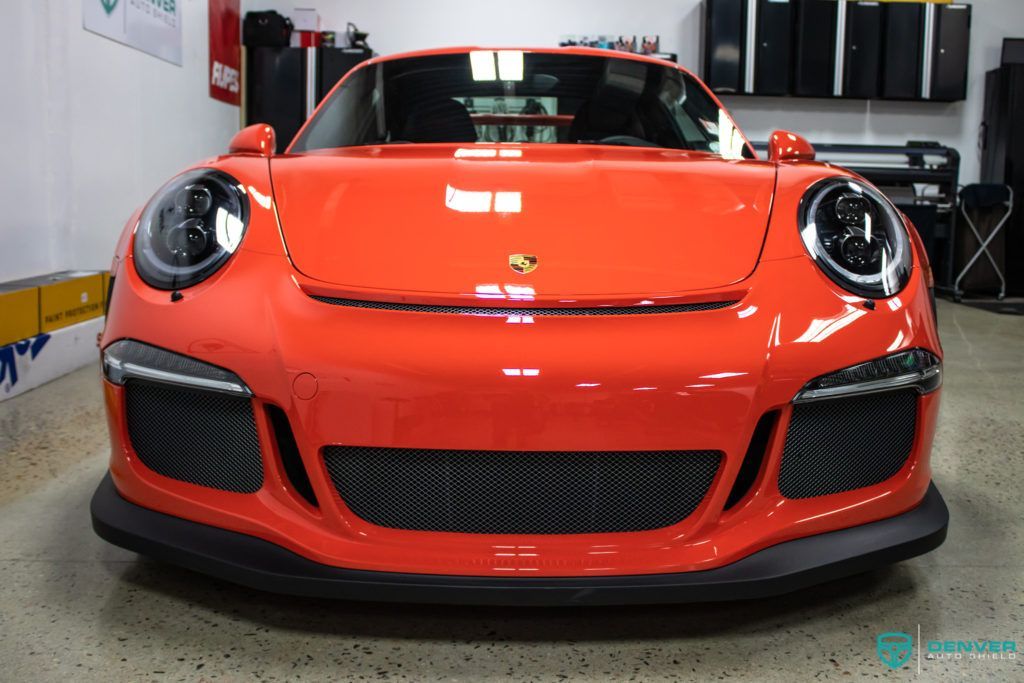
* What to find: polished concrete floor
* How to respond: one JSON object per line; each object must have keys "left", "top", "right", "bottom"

{"left": 1, "top": 299, "right": 1021, "bottom": 682}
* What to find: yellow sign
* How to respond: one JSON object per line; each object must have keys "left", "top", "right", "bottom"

{"left": 0, "top": 284, "right": 40, "bottom": 347}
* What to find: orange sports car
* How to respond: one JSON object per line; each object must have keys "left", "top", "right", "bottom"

{"left": 91, "top": 47, "right": 947, "bottom": 605}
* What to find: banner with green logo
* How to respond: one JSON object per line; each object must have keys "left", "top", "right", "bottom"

{"left": 82, "top": 0, "right": 183, "bottom": 66}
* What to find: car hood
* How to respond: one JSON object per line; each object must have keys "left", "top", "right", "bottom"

{"left": 270, "top": 145, "right": 776, "bottom": 302}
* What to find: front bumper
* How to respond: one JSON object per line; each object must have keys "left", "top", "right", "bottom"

{"left": 91, "top": 473, "right": 948, "bottom": 606}
{"left": 99, "top": 248, "right": 944, "bottom": 577}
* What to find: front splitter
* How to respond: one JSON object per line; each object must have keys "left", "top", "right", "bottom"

{"left": 91, "top": 473, "right": 948, "bottom": 606}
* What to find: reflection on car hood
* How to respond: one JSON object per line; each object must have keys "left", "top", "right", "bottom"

{"left": 270, "top": 144, "right": 777, "bottom": 302}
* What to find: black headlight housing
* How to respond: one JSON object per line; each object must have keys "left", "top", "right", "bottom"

{"left": 133, "top": 169, "right": 249, "bottom": 290}
{"left": 799, "top": 178, "right": 912, "bottom": 299}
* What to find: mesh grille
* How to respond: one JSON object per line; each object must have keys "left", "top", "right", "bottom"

{"left": 323, "top": 446, "right": 721, "bottom": 534}
{"left": 125, "top": 381, "right": 263, "bottom": 493}
{"left": 778, "top": 390, "right": 917, "bottom": 499}
{"left": 310, "top": 296, "right": 737, "bottom": 316}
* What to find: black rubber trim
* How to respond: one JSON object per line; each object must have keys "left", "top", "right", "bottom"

{"left": 266, "top": 405, "right": 318, "bottom": 508}
{"left": 724, "top": 410, "right": 778, "bottom": 510}
{"left": 309, "top": 296, "right": 739, "bottom": 316}
{"left": 91, "top": 474, "right": 948, "bottom": 606}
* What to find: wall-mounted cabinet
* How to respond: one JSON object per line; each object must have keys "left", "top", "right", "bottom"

{"left": 754, "top": 0, "right": 793, "bottom": 95}
{"left": 930, "top": 4, "right": 972, "bottom": 101}
{"left": 701, "top": 0, "right": 971, "bottom": 102}
{"left": 245, "top": 47, "right": 371, "bottom": 153}
{"left": 703, "top": 0, "right": 747, "bottom": 93}
{"left": 793, "top": 0, "right": 838, "bottom": 97}
{"left": 880, "top": 3, "right": 924, "bottom": 100}
{"left": 844, "top": 1, "right": 882, "bottom": 98}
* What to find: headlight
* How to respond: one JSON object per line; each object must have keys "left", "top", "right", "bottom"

{"left": 133, "top": 169, "right": 249, "bottom": 290}
{"left": 103, "top": 339, "right": 251, "bottom": 396}
{"left": 794, "top": 349, "right": 941, "bottom": 403}
{"left": 799, "top": 178, "right": 911, "bottom": 298}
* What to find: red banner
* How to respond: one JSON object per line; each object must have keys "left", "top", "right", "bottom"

{"left": 209, "top": 0, "right": 241, "bottom": 105}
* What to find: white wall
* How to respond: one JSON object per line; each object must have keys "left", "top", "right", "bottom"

{"left": 0, "top": 0, "right": 240, "bottom": 281}
{"left": 251, "top": 0, "right": 1021, "bottom": 185}
{"left": 2, "top": 0, "right": 1020, "bottom": 279}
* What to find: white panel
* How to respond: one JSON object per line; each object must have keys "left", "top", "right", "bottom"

{"left": 834, "top": 0, "right": 847, "bottom": 97}
{"left": 0, "top": 1, "right": 239, "bottom": 281}
{"left": 745, "top": 0, "right": 758, "bottom": 93}
{"left": 306, "top": 47, "right": 318, "bottom": 117}
{"left": 922, "top": 3, "right": 937, "bottom": 99}
{"left": 82, "top": 0, "right": 183, "bottom": 66}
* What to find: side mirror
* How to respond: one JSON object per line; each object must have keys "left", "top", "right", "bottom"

{"left": 229, "top": 124, "right": 276, "bottom": 156}
{"left": 768, "top": 130, "right": 815, "bottom": 163}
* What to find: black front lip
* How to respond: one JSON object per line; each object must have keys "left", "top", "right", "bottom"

{"left": 91, "top": 473, "right": 948, "bottom": 606}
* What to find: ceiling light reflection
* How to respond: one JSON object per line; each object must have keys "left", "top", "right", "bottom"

{"left": 497, "top": 50, "right": 524, "bottom": 80}
{"left": 737, "top": 305, "right": 758, "bottom": 319}
{"left": 445, "top": 184, "right": 491, "bottom": 213}
{"left": 445, "top": 184, "right": 522, "bottom": 213}
{"left": 502, "top": 368, "right": 540, "bottom": 377}
{"left": 469, "top": 50, "right": 496, "bottom": 81}
{"left": 494, "top": 191, "right": 522, "bottom": 213}
{"left": 794, "top": 305, "right": 867, "bottom": 343}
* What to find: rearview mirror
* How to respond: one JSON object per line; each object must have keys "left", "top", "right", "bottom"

{"left": 229, "top": 124, "right": 276, "bottom": 156}
{"left": 768, "top": 130, "right": 815, "bottom": 163}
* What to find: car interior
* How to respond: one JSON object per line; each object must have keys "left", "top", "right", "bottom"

{"left": 293, "top": 52, "right": 752, "bottom": 156}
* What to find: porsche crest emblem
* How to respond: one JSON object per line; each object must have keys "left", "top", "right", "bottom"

{"left": 509, "top": 254, "right": 538, "bottom": 275}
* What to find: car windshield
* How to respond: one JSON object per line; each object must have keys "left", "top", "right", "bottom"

{"left": 291, "top": 51, "right": 754, "bottom": 158}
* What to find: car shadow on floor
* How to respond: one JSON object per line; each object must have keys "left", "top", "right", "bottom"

{"left": 96, "top": 554, "right": 921, "bottom": 643}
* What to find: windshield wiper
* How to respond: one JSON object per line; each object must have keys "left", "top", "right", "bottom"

{"left": 577, "top": 136, "right": 661, "bottom": 148}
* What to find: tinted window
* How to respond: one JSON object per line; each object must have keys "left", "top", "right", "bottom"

{"left": 292, "top": 51, "right": 753, "bottom": 158}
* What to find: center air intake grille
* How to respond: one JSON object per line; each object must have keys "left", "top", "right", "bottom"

{"left": 125, "top": 380, "right": 263, "bottom": 493}
{"left": 778, "top": 390, "right": 917, "bottom": 499}
{"left": 323, "top": 446, "right": 721, "bottom": 534}
{"left": 310, "top": 296, "right": 737, "bottom": 316}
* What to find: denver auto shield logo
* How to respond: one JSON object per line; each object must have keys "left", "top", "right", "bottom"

{"left": 509, "top": 254, "right": 538, "bottom": 274}
{"left": 877, "top": 632, "right": 913, "bottom": 669}
{"left": 100, "top": 0, "right": 118, "bottom": 15}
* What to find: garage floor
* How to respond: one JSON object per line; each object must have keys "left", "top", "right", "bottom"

{"left": 1, "top": 300, "right": 1021, "bottom": 682}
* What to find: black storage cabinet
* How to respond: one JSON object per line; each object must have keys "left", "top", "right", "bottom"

{"left": 246, "top": 48, "right": 307, "bottom": 153}
{"left": 880, "top": 3, "right": 924, "bottom": 99}
{"left": 318, "top": 48, "right": 371, "bottom": 101}
{"left": 843, "top": 0, "right": 882, "bottom": 98}
{"left": 981, "top": 65, "right": 1024, "bottom": 295}
{"left": 704, "top": 0, "right": 747, "bottom": 93}
{"left": 754, "top": 0, "right": 793, "bottom": 96}
{"left": 793, "top": 0, "right": 837, "bottom": 97}
{"left": 930, "top": 4, "right": 971, "bottom": 102}
{"left": 246, "top": 47, "right": 371, "bottom": 153}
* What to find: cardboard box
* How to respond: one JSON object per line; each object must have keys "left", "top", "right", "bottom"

{"left": 5, "top": 271, "right": 105, "bottom": 334}
{"left": 0, "top": 317, "right": 103, "bottom": 401}
{"left": 0, "top": 282, "right": 40, "bottom": 347}
{"left": 290, "top": 8, "right": 320, "bottom": 31}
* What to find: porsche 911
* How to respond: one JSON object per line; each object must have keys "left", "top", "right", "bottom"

{"left": 91, "top": 47, "right": 947, "bottom": 605}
